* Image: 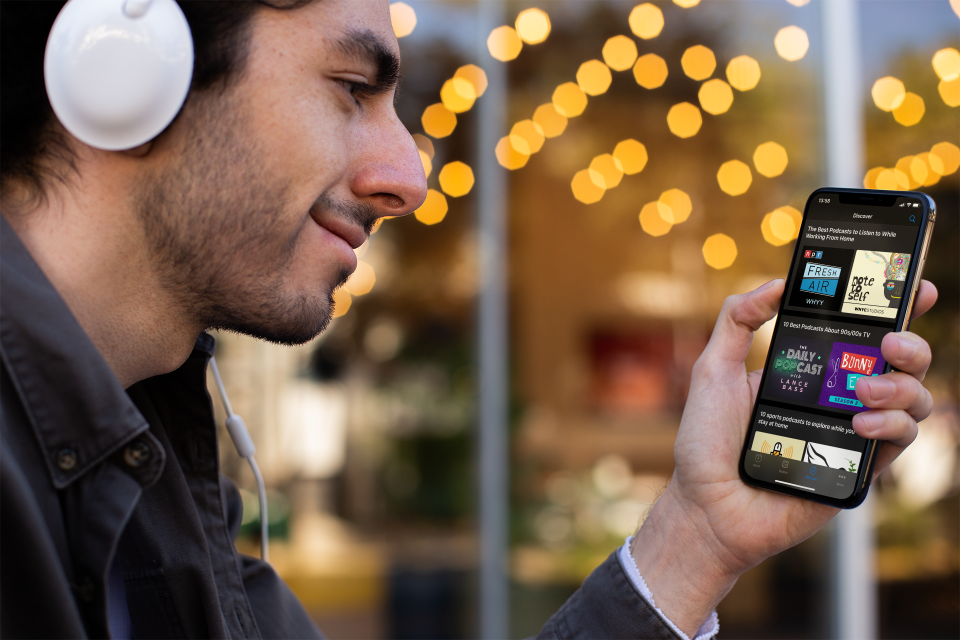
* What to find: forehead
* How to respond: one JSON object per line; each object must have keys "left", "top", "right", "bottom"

{"left": 279, "top": 0, "right": 399, "bottom": 57}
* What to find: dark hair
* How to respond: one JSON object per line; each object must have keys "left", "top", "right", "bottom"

{"left": 0, "top": 0, "right": 311, "bottom": 204}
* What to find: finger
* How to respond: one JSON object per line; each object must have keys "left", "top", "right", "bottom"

{"left": 855, "top": 372, "right": 933, "bottom": 422}
{"left": 852, "top": 409, "right": 919, "bottom": 448}
{"left": 911, "top": 280, "right": 938, "bottom": 320}
{"left": 880, "top": 331, "right": 932, "bottom": 381}
{"left": 701, "top": 279, "right": 784, "bottom": 367}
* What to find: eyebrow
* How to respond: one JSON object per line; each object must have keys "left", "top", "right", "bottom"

{"left": 334, "top": 29, "right": 402, "bottom": 99}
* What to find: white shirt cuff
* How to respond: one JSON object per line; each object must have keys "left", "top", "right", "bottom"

{"left": 619, "top": 536, "right": 720, "bottom": 640}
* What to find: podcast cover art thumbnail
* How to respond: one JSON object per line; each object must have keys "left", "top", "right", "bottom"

{"left": 751, "top": 431, "right": 806, "bottom": 461}
{"left": 787, "top": 247, "right": 853, "bottom": 313}
{"left": 818, "top": 341, "right": 887, "bottom": 412}
{"left": 841, "top": 251, "right": 911, "bottom": 319}
{"left": 763, "top": 334, "right": 830, "bottom": 403}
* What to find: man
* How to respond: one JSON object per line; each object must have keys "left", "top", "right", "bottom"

{"left": 0, "top": 1, "right": 936, "bottom": 638}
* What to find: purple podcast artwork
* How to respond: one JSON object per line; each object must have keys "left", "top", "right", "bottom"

{"left": 818, "top": 341, "right": 887, "bottom": 412}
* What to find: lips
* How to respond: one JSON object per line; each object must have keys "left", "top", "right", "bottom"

{"left": 310, "top": 213, "right": 367, "bottom": 250}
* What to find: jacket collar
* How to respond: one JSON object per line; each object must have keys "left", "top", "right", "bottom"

{"left": 0, "top": 217, "right": 151, "bottom": 489}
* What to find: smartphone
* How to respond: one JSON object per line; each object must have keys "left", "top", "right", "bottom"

{"left": 738, "top": 187, "right": 936, "bottom": 509}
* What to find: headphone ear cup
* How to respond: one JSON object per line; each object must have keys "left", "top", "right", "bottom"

{"left": 44, "top": 0, "right": 193, "bottom": 151}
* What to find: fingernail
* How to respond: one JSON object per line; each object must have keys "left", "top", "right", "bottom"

{"left": 864, "top": 378, "right": 895, "bottom": 401}
{"left": 757, "top": 279, "right": 784, "bottom": 292}
{"left": 858, "top": 411, "right": 884, "bottom": 435}
{"left": 896, "top": 335, "right": 917, "bottom": 361}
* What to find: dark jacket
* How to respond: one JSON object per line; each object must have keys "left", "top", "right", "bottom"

{"left": 0, "top": 219, "right": 680, "bottom": 639}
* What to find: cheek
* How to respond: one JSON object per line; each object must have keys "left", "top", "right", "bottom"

{"left": 253, "top": 87, "right": 353, "bottom": 208}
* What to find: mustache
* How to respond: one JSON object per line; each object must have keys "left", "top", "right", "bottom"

{"left": 312, "top": 192, "right": 381, "bottom": 236}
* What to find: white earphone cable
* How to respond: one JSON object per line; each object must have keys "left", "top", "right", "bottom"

{"left": 209, "top": 357, "right": 269, "bottom": 563}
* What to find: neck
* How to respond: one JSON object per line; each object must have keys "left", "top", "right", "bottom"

{"left": 2, "top": 172, "right": 201, "bottom": 388}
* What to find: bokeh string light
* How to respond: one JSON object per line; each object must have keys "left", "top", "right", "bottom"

{"left": 389, "top": 2, "right": 416, "bottom": 38}
{"left": 774, "top": 26, "right": 809, "bottom": 61}
{"left": 863, "top": 141, "right": 960, "bottom": 189}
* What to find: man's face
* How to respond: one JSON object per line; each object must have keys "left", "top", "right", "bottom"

{"left": 138, "top": 0, "right": 426, "bottom": 344}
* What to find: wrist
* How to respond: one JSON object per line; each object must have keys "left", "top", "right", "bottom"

{"left": 631, "top": 480, "right": 741, "bottom": 637}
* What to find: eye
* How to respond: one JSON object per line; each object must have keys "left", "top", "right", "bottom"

{"left": 335, "top": 78, "right": 376, "bottom": 106}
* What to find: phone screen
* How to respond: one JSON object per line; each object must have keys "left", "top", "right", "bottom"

{"left": 743, "top": 191, "right": 926, "bottom": 501}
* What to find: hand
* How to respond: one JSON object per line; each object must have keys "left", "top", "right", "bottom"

{"left": 631, "top": 279, "right": 938, "bottom": 637}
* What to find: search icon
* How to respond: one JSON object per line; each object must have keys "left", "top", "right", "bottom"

{"left": 909, "top": 215, "right": 916, "bottom": 223}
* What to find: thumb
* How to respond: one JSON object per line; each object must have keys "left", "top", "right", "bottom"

{"left": 701, "top": 279, "right": 784, "bottom": 367}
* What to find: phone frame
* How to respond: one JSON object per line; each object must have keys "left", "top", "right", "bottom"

{"left": 738, "top": 187, "right": 936, "bottom": 509}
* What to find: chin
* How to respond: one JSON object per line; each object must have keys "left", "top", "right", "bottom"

{"left": 210, "top": 292, "right": 334, "bottom": 346}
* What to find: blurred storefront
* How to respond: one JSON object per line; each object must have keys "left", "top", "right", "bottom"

{"left": 213, "top": 1, "right": 960, "bottom": 638}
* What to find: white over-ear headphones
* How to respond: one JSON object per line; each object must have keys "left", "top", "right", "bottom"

{"left": 44, "top": 0, "right": 193, "bottom": 151}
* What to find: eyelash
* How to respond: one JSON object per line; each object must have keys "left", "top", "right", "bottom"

{"left": 336, "top": 79, "right": 376, "bottom": 106}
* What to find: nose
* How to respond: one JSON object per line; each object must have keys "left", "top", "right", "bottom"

{"left": 351, "top": 108, "right": 428, "bottom": 218}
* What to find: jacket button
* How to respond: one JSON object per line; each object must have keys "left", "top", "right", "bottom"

{"left": 56, "top": 448, "right": 78, "bottom": 471}
{"left": 123, "top": 440, "right": 151, "bottom": 468}
{"left": 78, "top": 576, "right": 95, "bottom": 603}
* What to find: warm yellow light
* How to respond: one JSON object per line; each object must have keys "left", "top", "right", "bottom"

{"left": 871, "top": 76, "right": 906, "bottom": 111}
{"left": 571, "top": 169, "right": 605, "bottom": 204}
{"left": 698, "top": 79, "right": 733, "bottom": 115}
{"left": 415, "top": 189, "right": 448, "bottom": 225}
{"left": 774, "top": 26, "right": 809, "bottom": 62}
{"left": 931, "top": 141, "right": 960, "bottom": 175}
{"left": 933, "top": 48, "right": 960, "bottom": 81}
{"left": 603, "top": 36, "right": 639, "bottom": 71}
{"left": 892, "top": 157, "right": 916, "bottom": 189}
{"left": 753, "top": 141, "right": 789, "bottom": 178}
{"left": 346, "top": 260, "right": 376, "bottom": 296}
{"left": 914, "top": 153, "right": 942, "bottom": 187}
{"left": 894, "top": 169, "right": 910, "bottom": 189}
{"left": 657, "top": 188, "right": 692, "bottom": 224}
{"left": 953, "top": 0, "right": 960, "bottom": 18}
{"left": 439, "top": 161, "right": 475, "bottom": 197}
{"left": 577, "top": 60, "right": 613, "bottom": 96}
{"left": 613, "top": 139, "right": 648, "bottom": 175}
{"left": 516, "top": 8, "right": 551, "bottom": 45}
{"left": 440, "top": 77, "right": 477, "bottom": 113}
{"left": 589, "top": 154, "right": 624, "bottom": 189}
{"left": 726, "top": 55, "right": 761, "bottom": 91}
{"left": 893, "top": 92, "right": 924, "bottom": 126}
{"left": 390, "top": 2, "right": 417, "bottom": 38}
{"left": 418, "top": 149, "right": 432, "bottom": 178}
{"left": 511, "top": 120, "right": 545, "bottom": 153}
{"left": 422, "top": 103, "right": 457, "bottom": 138}
{"left": 639, "top": 201, "right": 672, "bottom": 236}
{"left": 939, "top": 77, "right": 960, "bottom": 107}
{"left": 875, "top": 169, "right": 898, "bottom": 191}
{"left": 863, "top": 166, "right": 884, "bottom": 190}
{"left": 770, "top": 209, "right": 796, "bottom": 242}
{"left": 552, "top": 82, "right": 588, "bottom": 117}
{"left": 927, "top": 151, "right": 945, "bottom": 176}
{"left": 332, "top": 287, "right": 352, "bottom": 318}
{"left": 702, "top": 234, "right": 737, "bottom": 269}
{"left": 761, "top": 212, "right": 791, "bottom": 247}
{"left": 717, "top": 160, "right": 752, "bottom": 196}
{"left": 786, "top": 0, "right": 810, "bottom": 5}
{"left": 488, "top": 26, "right": 523, "bottom": 62}
{"left": 672, "top": 0, "right": 700, "bottom": 6}
{"left": 681, "top": 45, "right": 716, "bottom": 80}
{"left": 495, "top": 135, "right": 530, "bottom": 170}
{"left": 533, "top": 103, "right": 568, "bottom": 138}
{"left": 413, "top": 133, "right": 434, "bottom": 159}
{"left": 633, "top": 53, "right": 669, "bottom": 89}
{"left": 909, "top": 156, "right": 929, "bottom": 187}
{"left": 629, "top": 3, "right": 664, "bottom": 40}
{"left": 667, "top": 102, "right": 702, "bottom": 138}
{"left": 454, "top": 64, "right": 489, "bottom": 97}
{"left": 779, "top": 205, "right": 802, "bottom": 238}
